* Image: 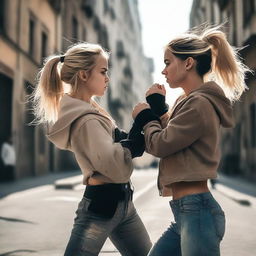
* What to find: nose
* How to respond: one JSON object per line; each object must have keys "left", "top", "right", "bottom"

{"left": 106, "top": 75, "right": 110, "bottom": 83}
{"left": 161, "top": 68, "right": 166, "bottom": 76}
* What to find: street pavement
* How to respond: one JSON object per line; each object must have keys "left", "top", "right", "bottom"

{"left": 0, "top": 169, "right": 256, "bottom": 256}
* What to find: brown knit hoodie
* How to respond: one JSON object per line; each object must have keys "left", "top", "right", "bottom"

{"left": 47, "top": 95, "right": 133, "bottom": 185}
{"left": 143, "top": 82, "right": 234, "bottom": 196}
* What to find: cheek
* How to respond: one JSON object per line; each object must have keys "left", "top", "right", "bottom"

{"left": 166, "top": 66, "right": 175, "bottom": 78}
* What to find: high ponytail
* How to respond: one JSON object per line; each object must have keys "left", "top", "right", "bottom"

{"left": 32, "top": 42, "right": 109, "bottom": 124}
{"left": 167, "top": 24, "right": 251, "bottom": 102}
{"left": 33, "top": 55, "right": 63, "bottom": 124}
{"left": 202, "top": 27, "right": 250, "bottom": 102}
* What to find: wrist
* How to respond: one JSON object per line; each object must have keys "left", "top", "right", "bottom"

{"left": 134, "top": 109, "right": 160, "bottom": 130}
{"left": 160, "top": 112, "right": 170, "bottom": 121}
{"left": 146, "top": 93, "right": 169, "bottom": 117}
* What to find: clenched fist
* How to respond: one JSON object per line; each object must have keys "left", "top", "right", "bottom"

{"left": 146, "top": 83, "right": 166, "bottom": 97}
{"left": 132, "top": 103, "right": 150, "bottom": 120}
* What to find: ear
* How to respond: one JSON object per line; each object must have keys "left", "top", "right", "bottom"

{"left": 185, "top": 57, "right": 195, "bottom": 71}
{"left": 78, "top": 70, "right": 88, "bottom": 82}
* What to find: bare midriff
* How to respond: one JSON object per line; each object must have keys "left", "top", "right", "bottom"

{"left": 171, "top": 180, "right": 209, "bottom": 200}
{"left": 87, "top": 177, "right": 106, "bottom": 185}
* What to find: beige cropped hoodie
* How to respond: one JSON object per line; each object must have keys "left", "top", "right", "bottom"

{"left": 47, "top": 95, "right": 133, "bottom": 185}
{"left": 143, "top": 82, "right": 234, "bottom": 196}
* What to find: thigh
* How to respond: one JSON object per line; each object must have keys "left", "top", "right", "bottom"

{"left": 110, "top": 202, "right": 152, "bottom": 256}
{"left": 180, "top": 208, "right": 223, "bottom": 256}
{"left": 64, "top": 197, "right": 111, "bottom": 256}
{"left": 148, "top": 222, "right": 181, "bottom": 256}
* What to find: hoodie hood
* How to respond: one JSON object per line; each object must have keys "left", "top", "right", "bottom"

{"left": 189, "top": 81, "right": 234, "bottom": 128}
{"left": 47, "top": 94, "right": 102, "bottom": 150}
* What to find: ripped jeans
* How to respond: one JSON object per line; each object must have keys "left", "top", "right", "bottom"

{"left": 148, "top": 192, "right": 225, "bottom": 256}
{"left": 64, "top": 185, "right": 152, "bottom": 256}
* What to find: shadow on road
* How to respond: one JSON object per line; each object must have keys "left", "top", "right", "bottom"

{"left": 0, "top": 250, "right": 36, "bottom": 256}
{"left": 216, "top": 189, "right": 251, "bottom": 206}
{"left": 0, "top": 216, "right": 36, "bottom": 224}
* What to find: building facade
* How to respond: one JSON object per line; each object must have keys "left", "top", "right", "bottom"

{"left": 0, "top": 0, "right": 153, "bottom": 180}
{"left": 190, "top": 0, "right": 256, "bottom": 180}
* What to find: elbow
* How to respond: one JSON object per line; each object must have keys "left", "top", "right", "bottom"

{"left": 146, "top": 143, "right": 173, "bottom": 158}
{"left": 107, "top": 161, "right": 133, "bottom": 183}
{"left": 145, "top": 146, "right": 163, "bottom": 158}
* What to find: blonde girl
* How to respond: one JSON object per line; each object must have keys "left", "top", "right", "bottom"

{"left": 132, "top": 25, "right": 250, "bottom": 256}
{"left": 33, "top": 43, "right": 151, "bottom": 256}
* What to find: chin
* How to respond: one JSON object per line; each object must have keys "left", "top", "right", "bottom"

{"left": 169, "top": 83, "right": 179, "bottom": 89}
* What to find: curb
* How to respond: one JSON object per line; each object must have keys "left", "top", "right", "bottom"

{"left": 54, "top": 175, "right": 83, "bottom": 189}
{"left": 215, "top": 183, "right": 256, "bottom": 208}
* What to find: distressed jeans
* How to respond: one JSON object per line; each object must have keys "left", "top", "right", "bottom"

{"left": 148, "top": 192, "right": 225, "bottom": 256}
{"left": 64, "top": 195, "right": 152, "bottom": 256}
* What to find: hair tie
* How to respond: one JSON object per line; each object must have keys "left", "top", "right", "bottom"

{"left": 60, "top": 55, "right": 65, "bottom": 63}
{"left": 202, "top": 36, "right": 211, "bottom": 46}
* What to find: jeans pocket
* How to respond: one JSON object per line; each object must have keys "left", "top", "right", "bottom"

{"left": 74, "top": 197, "right": 92, "bottom": 223}
{"left": 211, "top": 209, "right": 225, "bottom": 240}
{"left": 76, "top": 197, "right": 91, "bottom": 214}
{"left": 88, "top": 197, "right": 119, "bottom": 219}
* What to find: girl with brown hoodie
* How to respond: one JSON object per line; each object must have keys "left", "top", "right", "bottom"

{"left": 131, "top": 25, "right": 250, "bottom": 256}
{"left": 32, "top": 43, "right": 151, "bottom": 256}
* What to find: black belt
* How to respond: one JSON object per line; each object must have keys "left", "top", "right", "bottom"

{"left": 83, "top": 182, "right": 133, "bottom": 219}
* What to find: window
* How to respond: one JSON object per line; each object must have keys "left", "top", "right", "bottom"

{"left": 72, "top": 16, "right": 78, "bottom": 40}
{"left": 0, "top": 0, "right": 5, "bottom": 33}
{"left": 250, "top": 103, "right": 256, "bottom": 147}
{"left": 104, "top": 0, "right": 109, "bottom": 14}
{"left": 116, "top": 41, "right": 125, "bottom": 59}
{"left": 83, "top": 28, "right": 87, "bottom": 41}
{"left": 81, "top": 0, "right": 94, "bottom": 18}
{"left": 243, "top": 0, "right": 255, "bottom": 27}
{"left": 29, "top": 16, "right": 35, "bottom": 56}
{"left": 41, "top": 31, "right": 48, "bottom": 61}
{"left": 218, "top": 0, "right": 229, "bottom": 10}
{"left": 98, "top": 26, "right": 109, "bottom": 50}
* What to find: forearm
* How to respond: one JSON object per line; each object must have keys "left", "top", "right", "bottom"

{"left": 159, "top": 112, "right": 170, "bottom": 128}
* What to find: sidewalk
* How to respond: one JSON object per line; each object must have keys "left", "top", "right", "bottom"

{"left": 0, "top": 170, "right": 81, "bottom": 198}
{"left": 212, "top": 173, "right": 256, "bottom": 208}
{"left": 217, "top": 173, "right": 256, "bottom": 197}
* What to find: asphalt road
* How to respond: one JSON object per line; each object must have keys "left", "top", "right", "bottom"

{"left": 0, "top": 169, "right": 255, "bottom": 256}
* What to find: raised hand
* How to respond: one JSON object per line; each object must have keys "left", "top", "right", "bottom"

{"left": 132, "top": 103, "right": 150, "bottom": 120}
{"left": 146, "top": 83, "right": 166, "bottom": 97}
{"left": 146, "top": 84, "right": 169, "bottom": 117}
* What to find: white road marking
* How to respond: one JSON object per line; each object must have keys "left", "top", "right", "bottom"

{"left": 43, "top": 196, "right": 80, "bottom": 202}
{"left": 4, "top": 185, "right": 53, "bottom": 200}
{"left": 133, "top": 180, "right": 157, "bottom": 202}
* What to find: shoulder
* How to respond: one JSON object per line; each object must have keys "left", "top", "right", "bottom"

{"left": 73, "top": 114, "right": 113, "bottom": 136}
{"left": 175, "top": 95, "right": 215, "bottom": 127}
{"left": 183, "top": 94, "right": 214, "bottom": 113}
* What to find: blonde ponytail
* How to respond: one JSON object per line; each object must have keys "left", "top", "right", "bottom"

{"left": 32, "top": 42, "right": 109, "bottom": 124}
{"left": 33, "top": 55, "right": 63, "bottom": 124}
{"left": 167, "top": 24, "right": 251, "bottom": 102}
{"left": 202, "top": 27, "right": 250, "bottom": 102}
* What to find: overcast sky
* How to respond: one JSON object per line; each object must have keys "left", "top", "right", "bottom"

{"left": 138, "top": 0, "right": 193, "bottom": 104}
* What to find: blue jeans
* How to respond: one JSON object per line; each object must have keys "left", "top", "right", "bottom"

{"left": 148, "top": 192, "right": 225, "bottom": 256}
{"left": 64, "top": 196, "right": 152, "bottom": 256}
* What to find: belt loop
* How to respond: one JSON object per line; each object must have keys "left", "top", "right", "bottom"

{"left": 178, "top": 198, "right": 183, "bottom": 210}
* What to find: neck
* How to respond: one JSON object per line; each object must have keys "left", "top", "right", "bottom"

{"left": 181, "top": 75, "right": 204, "bottom": 96}
{"left": 69, "top": 91, "right": 92, "bottom": 103}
